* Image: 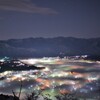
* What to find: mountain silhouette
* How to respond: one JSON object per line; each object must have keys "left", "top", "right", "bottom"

{"left": 0, "top": 37, "right": 100, "bottom": 57}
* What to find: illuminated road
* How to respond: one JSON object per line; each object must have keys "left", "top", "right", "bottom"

{"left": 0, "top": 57, "right": 100, "bottom": 99}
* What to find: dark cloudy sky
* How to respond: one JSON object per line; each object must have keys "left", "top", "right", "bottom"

{"left": 0, "top": 0, "right": 100, "bottom": 40}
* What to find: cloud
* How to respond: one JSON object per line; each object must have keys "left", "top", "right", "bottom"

{"left": 70, "top": 68, "right": 100, "bottom": 73}
{"left": 0, "top": 0, "right": 58, "bottom": 15}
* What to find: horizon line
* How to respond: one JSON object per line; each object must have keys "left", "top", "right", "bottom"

{"left": 1, "top": 36, "right": 100, "bottom": 41}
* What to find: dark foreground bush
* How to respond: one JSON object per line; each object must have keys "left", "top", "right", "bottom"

{"left": 0, "top": 94, "right": 19, "bottom": 100}
{"left": 0, "top": 92, "right": 78, "bottom": 100}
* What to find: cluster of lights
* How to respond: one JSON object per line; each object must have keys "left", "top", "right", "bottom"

{"left": 0, "top": 57, "right": 100, "bottom": 99}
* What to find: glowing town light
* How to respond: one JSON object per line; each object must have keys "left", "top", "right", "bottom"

{"left": 42, "top": 67, "right": 50, "bottom": 71}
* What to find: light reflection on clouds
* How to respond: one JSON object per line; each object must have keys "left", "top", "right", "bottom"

{"left": 0, "top": 58, "right": 100, "bottom": 99}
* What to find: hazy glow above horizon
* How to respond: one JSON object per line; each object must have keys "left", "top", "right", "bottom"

{"left": 0, "top": 0, "right": 100, "bottom": 40}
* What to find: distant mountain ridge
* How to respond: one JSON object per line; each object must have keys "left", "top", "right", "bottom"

{"left": 0, "top": 37, "right": 100, "bottom": 57}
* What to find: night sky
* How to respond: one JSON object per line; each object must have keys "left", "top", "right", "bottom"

{"left": 0, "top": 0, "right": 100, "bottom": 40}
